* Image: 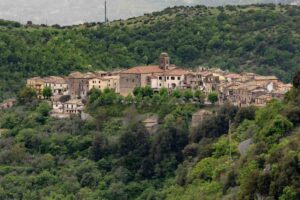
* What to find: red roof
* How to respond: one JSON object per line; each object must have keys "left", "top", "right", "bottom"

{"left": 165, "top": 68, "right": 188, "bottom": 76}
{"left": 121, "top": 65, "right": 164, "bottom": 74}
{"left": 225, "top": 73, "right": 241, "bottom": 79}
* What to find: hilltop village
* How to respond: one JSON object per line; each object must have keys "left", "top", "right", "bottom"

{"left": 24, "top": 53, "right": 292, "bottom": 117}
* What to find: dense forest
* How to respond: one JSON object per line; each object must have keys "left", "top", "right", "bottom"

{"left": 1, "top": 4, "right": 300, "bottom": 101}
{"left": 0, "top": 71, "right": 300, "bottom": 199}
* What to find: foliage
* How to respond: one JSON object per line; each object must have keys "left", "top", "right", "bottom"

{"left": 208, "top": 92, "right": 219, "bottom": 104}
{"left": 17, "top": 86, "right": 37, "bottom": 105}
{"left": 42, "top": 86, "right": 52, "bottom": 99}
{"left": 292, "top": 71, "right": 300, "bottom": 89}
{"left": 2, "top": 4, "right": 300, "bottom": 99}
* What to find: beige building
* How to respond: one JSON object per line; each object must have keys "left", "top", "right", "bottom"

{"left": 51, "top": 95, "right": 64, "bottom": 114}
{"left": 26, "top": 77, "right": 45, "bottom": 98}
{"left": 44, "top": 76, "right": 68, "bottom": 96}
{"left": 89, "top": 76, "right": 120, "bottom": 93}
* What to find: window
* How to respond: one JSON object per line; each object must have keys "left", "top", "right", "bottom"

{"left": 167, "top": 77, "right": 169, "bottom": 80}
{"left": 171, "top": 77, "right": 175, "bottom": 80}
{"left": 177, "top": 77, "right": 180, "bottom": 80}
{"left": 159, "top": 77, "right": 162, "bottom": 80}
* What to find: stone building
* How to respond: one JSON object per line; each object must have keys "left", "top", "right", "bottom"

{"left": 0, "top": 99, "right": 16, "bottom": 110}
{"left": 120, "top": 52, "right": 173, "bottom": 96}
{"left": 68, "top": 72, "right": 96, "bottom": 99}
{"left": 26, "top": 77, "right": 45, "bottom": 98}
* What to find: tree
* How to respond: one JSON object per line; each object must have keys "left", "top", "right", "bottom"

{"left": 141, "top": 86, "right": 154, "bottom": 97}
{"left": 90, "top": 134, "right": 109, "bottom": 162}
{"left": 17, "top": 86, "right": 37, "bottom": 104}
{"left": 183, "top": 90, "right": 193, "bottom": 100}
{"left": 208, "top": 92, "right": 219, "bottom": 105}
{"left": 194, "top": 90, "right": 205, "bottom": 104}
{"left": 88, "top": 88, "right": 102, "bottom": 104}
{"left": 172, "top": 89, "right": 182, "bottom": 99}
{"left": 159, "top": 88, "right": 168, "bottom": 97}
{"left": 42, "top": 87, "right": 52, "bottom": 99}
{"left": 133, "top": 87, "right": 142, "bottom": 97}
{"left": 292, "top": 71, "right": 300, "bottom": 89}
{"left": 279, "top": 186, "right": 297, "bottom": 200}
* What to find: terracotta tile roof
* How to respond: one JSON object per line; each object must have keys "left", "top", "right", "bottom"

{"left": 83, "top": 72, "right": 97, "bottom": 79}
{"left": 255, "top": 76, "right": 278, "bottom": 81}
{"left": 149, "top": 75, "right": 158, "bottom": 79}
{"left": 65, "top": 99, "right": 84, "bottom": 105}
{"left": 196, "top": 71, "right": 212, "bottom": 77}
{"left": 121, "top": 65, "right": 164, "bottom": 74}
{"left": 44, "top": 76, "right": 67, "bottom": 84}
{"left": 102, "top": 76, "right": 119, "bottom": 80}
{"left": 241, "top": 72, "right": 257, "bottom": 76}
{"left": 94, "top": 70, "right": 107, "bottom": 74}
{"left": 69, "top": 72, "right": 96, "bottom": 79}
{"left": 69, "top": 71, "right": 84, "bottom": 78}
{"left": 165, "top": 68, "right": 188, "bottom": 76}
{"left": 27, "top": 77, "right": 45, "bottom": 82}
{"left": 225, "top": 73, "right": 241, "bottom": 79}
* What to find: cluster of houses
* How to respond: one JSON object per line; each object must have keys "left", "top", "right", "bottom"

{"left": 24, "top": 52, "right": 292, "bottom": 117}
{"left": 0, "top": 99, "right": 16, "bottom": 111}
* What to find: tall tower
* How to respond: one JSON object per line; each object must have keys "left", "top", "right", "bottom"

{"left": 104, "top": 0, "right": 107, "bottom": 24}
{"left": 159, "top": 52, "right": 170, "bottom": 70}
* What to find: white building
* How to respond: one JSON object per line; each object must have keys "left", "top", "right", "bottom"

{"left": 63, "top": 99, "right": 84, "bottom": 115}
{"left": 150, "top": 68, "right": 188, "bottom": 90}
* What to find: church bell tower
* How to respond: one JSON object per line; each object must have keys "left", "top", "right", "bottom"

{"left": 159, "top": 52, "right": 170, "bottom": 70}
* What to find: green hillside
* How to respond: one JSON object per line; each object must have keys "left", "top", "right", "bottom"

{"left": 1, "top": 4, "right": 300, "bottom": 100}
{"left": 0, "top": 72, "right": 300, "bottom": 199}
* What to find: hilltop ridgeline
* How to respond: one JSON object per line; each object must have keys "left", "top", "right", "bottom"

{"left": 0, "top": 4, "right": 300, "bottom": 101}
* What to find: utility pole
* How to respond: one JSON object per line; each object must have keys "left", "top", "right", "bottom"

{"left": 228, "top": 120, "right": 233, "bottom": 161}
{"left": 104, "top": 0, "right": 107, "bottom": 24}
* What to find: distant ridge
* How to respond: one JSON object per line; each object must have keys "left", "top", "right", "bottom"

{"left": 290, "top": 0, "right": 300, "bottom": 5}
{"left": 0, "top": 0, "right": 297, "bottom": 25}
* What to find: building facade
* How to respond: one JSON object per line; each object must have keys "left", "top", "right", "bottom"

{"left": 44, "top": 76, "right": 68, "bottom": 96}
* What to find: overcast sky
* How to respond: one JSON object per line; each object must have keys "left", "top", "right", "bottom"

{"left": 0, "top": 0, "right": 289, "bottom": 25}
